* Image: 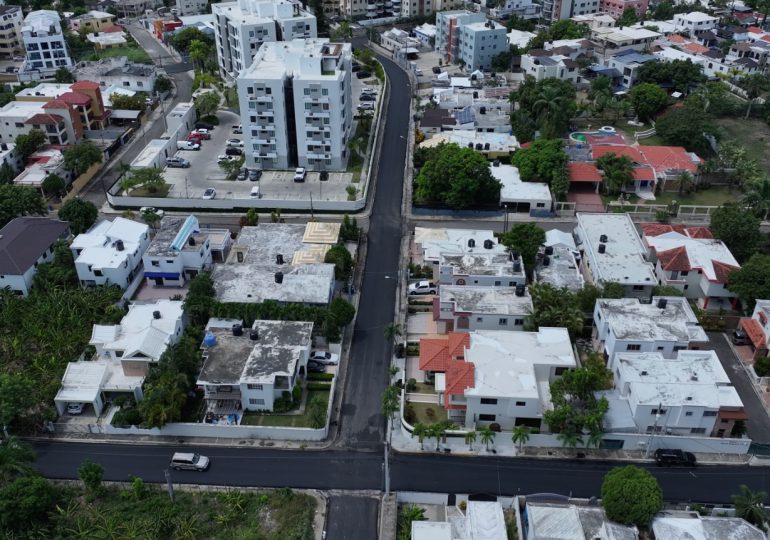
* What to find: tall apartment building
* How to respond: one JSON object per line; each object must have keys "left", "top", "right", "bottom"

{"left": 213, "top": 0, "right": 316, "bottom": 80}
{"left": 174, "top": 0, "right": 209, "bottom": 16}
{"left": 21, "top": 10, "right": 73, "bottom": 79}
{"left": 543, "top": 0, "right": 599, "bottom": 23}
{"left": 236, "top": 39, "right": 352, "bottom": 171}
{"left": 0, "top": 6, "right": 22, "bottom": 59}
{"left": 435, "top": 12, "right": 507, "bottom": 72}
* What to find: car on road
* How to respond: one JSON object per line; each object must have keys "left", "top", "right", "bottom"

{"left": 249, "top": 169, "right": 262, "bottom": 181}
{"left": 217, "top": 155, "right": 238, "bottom": 162}
{"left": 170, "top": 452, "right": 210, "bottom": 471}
{"left": 226, "top": 138, "right": 244, "bottom": 147}
{"left": 310, "top": 350, "right": 339, "bottom": 365}
{"left": 352, "top": 62, "right": 361, "bottom": 72}
{"left": 165, "top": 157, "right": 190, "bottom": 168}
{"left": 356, "top": 71, "right": 372, "bottom": 79}
{"left": 202, "top": 188, "right": 216, "bottom": 199}
{"left": 195, "top": 122, "right": 214, "bottom": 130}
{"left": 140, "top": 207, "right": 165, "bottom": 218}
{"left": 654, "top": 449, "right": 696, "bottom": 467}
{"left": 357, "top": 103, "right": 375, "bottom": 111}
{"left": 232, "top": 124, "right": 242, "bottom": 134}
{"left": 66, "top": 403, "right": 84, "bottom": 415}
{"left": 293, "top": 167, "right": 306, "bottom": 182}
{"left": 307, "top": 360, "right": 326, "bottom": 373}
{"left": 236, "top": 167, "right": 248, "bottom": 181}
{"left": 225, "top": 147, "right": 243, "bottom": 156}
{"left": 408, "top": 280, "right": 437, "bottom": 295}
{"left": 192, "top": 128, "right": 211, "bottom": 139}
{"left": 359, "top": 94, "right": 376, "bottom": 102}
{"left": 732, "top": 328, "right": 750, "bottom": 346}
{"left": 361, "top": 87, "right": 377, "bottom": 94}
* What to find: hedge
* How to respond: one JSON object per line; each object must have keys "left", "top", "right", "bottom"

{"left": 306, "top": 382, "right": 333, "bottom": 391}
{"left": 306, "top": 372, "right": 334, "bottom": 381}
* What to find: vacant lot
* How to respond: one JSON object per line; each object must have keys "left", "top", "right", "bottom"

{"left": 241, "top": 389, "right": 330, "bottom": 427}
{"left": 716, "top": 117, "right": 770, "bottom": 174}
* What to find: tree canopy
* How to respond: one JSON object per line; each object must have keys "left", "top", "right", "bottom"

{"left": 0, "top": 184, "right": 45, "bottom": 227}
{"left": 511, "top": 138, "right": 569, "bottom": 200}
{"left": 525, "top": 282, "right": 584, "bottom": 337}
{"left": 629, "top": 83, "right": 669, "bottom": 122}
{"left": 636, "top": 59, "right": 706, "bottom": 93}
{"left": 655, "top": 105, "right": 714, "bottom": 156}
{"left": 529, "top": 20, "right": 588, "bottom": 49}
{"left": 324, "top": 243, "right": 354, "bottom": 281}
{"left": 500, "top": 222, "right": 545, "bottom": 268}
{"left": 195, "top": 91, "right": 220, "bottom": 117}
{"left": 110, "top": 93, "right": 146, "bottom": 110}
{"left": 511, "top": 77, "right": 577, "bottom": 141}
{"left": 596, "top": 153, "right": 634, "bottom": 196}
{"left": 154, "top": 75, "right": 173, "bottom": 94}
{"left": 58, "top": 198, "right": 98, "bottom": 235}
{"left": 168, "top": 26, "right": 213, "bottom": 53}
{"left": 601, "top": 466, "right": 663, "bottom": 527}
{"left": 414, "top": 143, "right": 501, "bottom": 209}
{"left": 63, "top": 140, "right": 102, "bottom": 176}
{"left": 710, "top": 203, "right": 761, "bottom": 263}
{"left": 728, "top": 254, "right": 770, "bottom": 312}
{"left": 14, "top": 130, "right": 46, "bottom": 159}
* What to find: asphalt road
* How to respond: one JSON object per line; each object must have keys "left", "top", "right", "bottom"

{"left": 335, "top": 53, "right": 410, "bottom": 450}
{"left": 326, "top": 495, "right": 380, "bottom": 540}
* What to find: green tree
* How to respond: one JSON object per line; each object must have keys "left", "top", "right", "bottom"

{"left": 184, "top": 273, "right": 216, "bottom": 327}
{"left": 324, "top": 243, "right": 354, "bottom": 281}
{"left": 384, "top": 322, "right": 402, "bottom": 344}
{"left": 533, "top": 84, "right": 574, "bottom": 139}
{"left": 398, "top": 505, "right": 426, "bottom": 540}
{"left": 656, "top": 105, "right": 714, "bottom": 156}
{"left": 110, "top": 93, "right": 147, "bottom": 110}
{"left": 652, "top": 0, "right": 674, "bottom": 18}
{"left": 41, "top": 173, "right": 65, "bottom": 197}
{"left": 512, "top": 425, "right": 530, "bottom": 451}
{"left": 0, "top": 162, "right": 16, "bottom": 184}
{"left": 15, "top": 129, "right": 47, "bottom": 159}
{"left": 58, "top": 198, "right": 98, "bottom": 234}
{"left": 464, "top": 430, "right": 477, "bottom": 450}
{"left": 310, "top": 0, "right": 328, "bottom": 35}
{"left": 188, "top": 39, "right": 211, "bottom": 72}
{"left": 54, "top": 67, "right": 74, "bottom": 83}
{"left": 616, "top": 7, "right": 638, "bottom": 26}
{"left": 711, "top": 203, "right": 761, "bottom": 263}
{"left": 125, "top": 167, "right": 166, "bottom": 193}
{"left": 510, "top": 77, "right": 576, "bottom": 142}
{"left": 556, "top": 429, "right": 583, "bottom": 448}
{"left": 0, "top": 476, "right": 57, "bottom": 532}
{"left": 412, "top": 423, "right": 429, "bottom": 450}
{"left": 154, "top": 75, "right": 173, "bottom": 94}
{"left": 195, "top": 91, "right": 220, "bottom": 117}
{"left": 529, "top": 20, "right": 588, "bottom": 49}
{"left": 332, "top": 20, "right": 353, "bottom": 41}
{"left": 596, "top": 153, "right": 634, "bottom": 196}
{"left": 414, "top": 143, "right": 501, "bottom": 209}
{"left": 140, "top": 207, "right": 161, "bottom": 229}
{"left": 138, "top": 371, "right": 188, "bottom": 428}
{"left": 732, "top": 485, "right": 768, "bottom": 530}
{"left": 651, "top": 285, "right": 684, "bottom": 297}
{"left": 329, "top": 297, "right": 356, "bottom": 327}
{"left": 500, "top": 222, "right": 545, "bottom": 268}
{"left": 479, "top": 426, "right": 496, "bottom": 451}
{"left": 340, "top": 213, "right": 360, "bottom": 242}
{"left": 491, "top": 45, "right": 517, "bottom": 72}
{"left": 78, "top": 460, "right": 104, "bottom": 497}
{"left": 0, "top": 184, "right": 45, "bottom": 227}
{"left": 308, "top": 394, "right": 327, "bottom": 428}
{"left": 245, "top": 208, "right": 259, "bottom": 226}
{"left": 506, "top": 15, "right": 535, "bottom": 32}
{"left": 636, "top": 59, "right": 706, "bottom": 94}
{"left": 629, "top": 83, "right": 669, "bottom": 122}
{"left": 739, "top": 73, "right": 770, "bottom": 119}
{"left": 382, "top": 385, "right": 399, "bottom": 421}
{"left": 527, "top": 282, "right": 584, "bottom": 337}
{"left": 168, "top": 26, "right": 213, "bottom": 53}
{"left": 63, "top": 140, "right": 102, "bottom": 176}
{"left": 33, "top": 240, "right": 77, "bottom": 290}
{"left": 0, "top": 436, "right": 36, "bottom": 481}
{"left": 511, "top": 138, "right": 569, "bottom": 200}
{"left": 743, "top": 177, "right": 770, "bottom": 219}
{"left": 601, "top": 465, "right": 663, "bottom": 527}
{"left": 728, "top": 254, "right": 770, "bottom": 311}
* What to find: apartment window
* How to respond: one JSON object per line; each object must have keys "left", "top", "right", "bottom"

{"left": 632, "top": 285, "right": 644, "bottom": 290}
{"left": 249, "top": 398, "right": 265, "bottom": 405}
{"left": 651, "top": 409, "right": 667, "bottom": 415}
{"left": 690, "top": 428, "right": 706, "bottom": 434}
{"left": 685, "top": 411, "right": 693, "bottom": 416}
{"left": 498, "top": 318, "right": 508, "bottom": 326}
{"left": 247, "top": 384, "right": 263, "bottom": 390}
{"left": 304, "top": 88, "right": 310, "bottom": 95}
{"left": 515, "top": 401, "right": 526, "bottom": 406}
{"left": 480, "top": 398, "right": 498, "bottom": 405}
{"left": 479, "top": 414, "right": 496, "bottom": 421}
{"left": 305, "top": 103, "right": 311, "bottom": 110}
{"left": 266, "top": 87, "right": 271, "bottom": 95}
{"left": 514, "top": 319, "right": 524, "bottom": 326}
{"left": 703, "top": 411, "right": 717, "bottom": 417}
{"left": 626, "top": 344, "right": 641, "bottom": 351}
{"left": 94, "top": 270, "right": 103, "bottom": 277}
{"left": 322, "top": 88, "right": 328, "bottom": 96}
{"left": 555, "top": 367, "right": 568, "bottom": 376}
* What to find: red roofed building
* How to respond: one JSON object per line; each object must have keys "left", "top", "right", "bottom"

{"left": 590, "top": 144, "right": 656, "bottom": 197}
{"left": 638, "top": 145, "right": 702, "bottom": 192}
{"left": 739, "top": 301, "right": 770, "bottom": 359}
{"left": 444, "top": 360, "right": 475, "bottom": 410}
{"left": 418, "top": 332, "right": 470, "bottom": 373}
{"left": 568, "top": 162, "right": 602, "bottom": 193}
{"left": 42, "top": 99, "right": 83, "bottom": 142}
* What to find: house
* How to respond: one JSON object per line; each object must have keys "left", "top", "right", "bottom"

{"left": 73, "top": 57, "right": 157, "bottom": 94}
{"left": 592, "top": 296, "right": 708, "bottom": 367}
{"left": 14, "top": 148, "right": 77, "bottom": 191}
{"left": 68, "top": 10, "right": 115, "bottom": 32}
{"left": 0, "top": 217, "right": 70, "bottom": 296}
{"left": 418, "top": 327, "right": 576, "bottom": 431}
{"left": 175, "top": 0, "right": 209, "bottom": 16}
{"left": 507, "top": 29, "right": 536, "bottom": 48}
{"left": 590, "top": 26, "right": 660, "bottom": 57}
{"left": 524, "top": 501, "right": 639, "bottom": 539}
{"left": 420, "top": 131, "right": 518, "bottom": 159}
{"left": 435, "top": 285, "right": 533, "bottom": 333}
{"left": 652, "top": 511, "right": 766, "bottom": 540}
{"left": 20, "top": 10, "right": 73, "bottom": 80}
{"left": 600, "top": 0, "right": 649, "bottom": 19}
{"left": 737, "top": 300, "right": 770, "bottom": 359}
{"left": 492, "top": 162, "right": 552, "bottom": 214}
{"left": 54, "top": 300, "right": 185, "bottom": 416}
{"left": 521, "top": 46, "right": 584, "bottom": 83}
{"left": 197, "top": 319, "right": 313, "bottom": 416}
{"left": 380, "top": 28, "right": 421, "bottom": 53}
{"left": 601, "top": 350, "right": 746, "bottom": 437}
{"left": 412, "top": 501, "right": 507, "bottom": 540}
{"left": 414, "top": 23, "right": 437, "bottom": 47}
{"left": 491, "top": 0, "right": 541, "bottom": 20}
{"left": 70, "top": 217, "right": 150, "bottom": 289}
{"left": 575, "top": 213, "right": 657, "bottom": 298}
{"left": 435, "top": 12, "right": 508, "bottom": 71}
{"left": 673, "top": 12, "right": 718, "bottom": 35}
{"left": 413, "top": 227, "right": 526, "bottom": 287}
{"left": 607, "top": 49, "right": 656, "bottom": 89}
{"left": 590, "top": 144, "right": 656, "bottom": 196}
{"left": 86, "top": 31, "right": 128, "bottom": 50}
{"left": 641, "top": 224, "right": 739, "bottom": 310}
{"left": 638, "top": 145, "right": 701, "bottom": 192}
{"left": 534, "top": 230, "right": 584, "bottom": 292}
{"left": 211, "top": 223, "right": 337, "bottom": 305}
{"left": 543, "top": 0, "right": 599, "bottom": 23}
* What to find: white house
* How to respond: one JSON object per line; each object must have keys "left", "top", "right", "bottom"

{"left": 412, "top": 502, "right": 507, "bottom": 540}
{"left": 673, "top": 12, "right": 718, "bottom": 35}
{"left": 534, "top": 231, "right": 584, "bottom": 292}
{"left": 525, "top": 501, "right": 639, "bottom": 540}
{"left": 71, "top": 217, "right": 150, "bottom": 289}
{"left": 380, "top": 27, "right": 421, "bottom": 53}
{"left": 492, "top": 163, "right": 552, "bottom": 214}
{"left": 435, "top": 285, "right": 533, "bottom": 333}
{"left": 73, "top": 57, "right": 157, "bottom": 94}
{"left": 0, "top": 217, "right": 70, "bottom": 296}
{"left": 641, "top": 224, "right": 740, "bottom": 311}
{"left": 414, "top": 227, "right": 526, "bottom": 287}
{"left": 593, "top": 296, "right": 709, "bottom": 368}
{"left": 142, "top": 215, "right": 217, "bottom": 287}
{"left": 197, "top": 319, "right": 313, "bottom": 416}
{"left": 575, "top": 212, "right": 657, "bottom": 298}
{"left": 520, "top": 49, "right": 581, "bottom": 83}
{"left": 603, "top": 350, "right": 746, "bottom": 437}
{"left": 652, "top": 511, "right": 766, "bottom": 540}
{"left": 21, "top": 10, "right": 73, "bottom": 79}
{"left": 738, "top": 300, "right": 770, "bottom": 359}
{"left": 413, "top": 23, "right": 437, "bottom": 47}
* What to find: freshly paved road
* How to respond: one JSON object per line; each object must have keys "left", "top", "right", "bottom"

{"left": 326, "top": 495, "right": 380, "bottom": 540}
{"left": 31, "top": 441, "right": 770, "bottom": 504}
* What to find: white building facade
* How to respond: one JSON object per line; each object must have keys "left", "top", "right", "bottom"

{"left": 435, "top": 285, "right": 533, "bottom": 333}
{"left": 142, "top": 216, "right": 214, "bottom": 287}
{"left": 0, "top": 6, "right": 23, "bottom": 59}
{"left": 435, "top": 12, "right": 508, "bottom": 72}
{"left": 21, "top": 11, "right": 73, "bottom": 79}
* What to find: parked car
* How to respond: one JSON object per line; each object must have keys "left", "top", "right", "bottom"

{"left": 359, "top": 94, "right": 376, "bottom": 102}
{"left": 226, "top": 138, "right": 244, "bottom": 147}
{"left": 250, "top": 185, "right": 261, "bottom": 198}
{"left": 236, "top": 167, "right": 248, "bottom": 181}
{"left": 307, "top": 360, "right": 326, "bottom": 373}
{"left": 165, "top": 157, "right": 190, "bottom": 168}
{"left": 140, "top": 207, "right": 165, "bottom": 218}
{"left": 195, "top": 122, "right": 214, "bottom": 130}
{"left": 187, "top": 133, "right": 205, "bottom": 143}
{"left": 310, "top": 350, "right": 339, "bottom": 365}
{"left": 293, "top": 167, "right": 306, "bottom": 182}
{"left": 249, "top": 169, "right": 262, "bottom": 181}
{"left": 202, "top": 188, "right": 216, "bottom": 199}
{"left": 177, "top": 141, "right": 200, "bottom": 151}
{"left": 357, "top": 103, "right": 375, "bottom": 111}
{"left": 217, "top": 155, "right": 238, "bottom": 162}
{"left": 361, "top": 87, "right": 377, "bottom": 95}
{"left": 232, "top": 124, "right": 243, "bottom": 134}
{"left": 225, "top": 147, "right": 243, "bottom": 156}
{"left": 192, "top": 128, "right": 211, "bottom": 139}
{"left": 732, "top": 328, "right": 750, "bottom": 346}
{"left": 356, "top": 71, "right": 372, "bottom": 79}
{"left": 66, "top": 403, "right": 84, "bottom": 415}
{"left": 170, "top": 452, "right": 210, "bottom": 471}
{"left": 352, "top": 63, "right": 361, "bottom": 72}
{"left": 408, "top": 280, "right": 437, "bottom": 295}
{"left": 654, "top": 449, "right": 696, "bottom": 467}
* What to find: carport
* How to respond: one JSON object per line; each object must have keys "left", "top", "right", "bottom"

{"left": 54, "top": 361, "right": 107, "bottom": 417}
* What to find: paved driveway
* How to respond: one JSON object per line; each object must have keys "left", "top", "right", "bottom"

{"left": 325, "top": 496, "right": 379, "bottom": 540}
{"left": 704, "top": 331, "right": 770, "bottom": 443}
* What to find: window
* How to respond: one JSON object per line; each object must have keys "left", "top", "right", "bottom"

{"left": 322, "top": 88, "right": 328, "bottom": 96}
{"left": 626, "top": 344, "right": 641, "bottom": 351}
{"left": 555, "top": 367, "right": 568, "bottom": 376}
{"left": 479, "top": 414, "right": 496, "bottom": 421}
{"left": 494, "top": 280, "right": 501, "bottom": 286}
{"left": 498, "top": 318, "right": 508, "bottom": 326}
{"left": 632, "top": 285, "right": 644, "bottom": 290}
{"left": 249, "top": 398, "right": 265, "bottom": 405}
{"left": 515, "top": 401, "right": 526, "bottom": 406}
{"left": 651, "top": 409, "right": 668, "bottom": 415}
{"left": 690, "top": 427, "right": 706, "bottom": 434}
{"left": 703, "top": 411, "right": 717, "bottom": 417}
{"left": 480, "top": 398, "right": 498, "bottom": 405}
{"left": 151, "top": 260, "right": 159, "bottom": 267}
{"left": 685, "top": 411, "right": 693, "bottom": 416}
{"left": 247, "top": 384, "right": 263, "bottom": 390}
{"left": 304, "top": 88, "right": 310, "bottom": 95}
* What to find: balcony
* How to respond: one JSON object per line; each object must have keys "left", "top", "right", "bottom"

{"left": 204, "top": 388, "right": 242, "bottom": 400}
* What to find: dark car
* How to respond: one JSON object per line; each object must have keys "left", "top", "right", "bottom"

{"left": 320, "top": 171, "right": 329, "bottom": 181}
{"left": 195, "top": 121, "right": 214, "bottom": 130}
{"left": 356, "top": 71, "right": 372, "bottom": 79}
{"left": 352, "top": 63, "right": 361, "bottom": 72}
{"left": 733, "top": 328, "right": 750, "bottom": 346}
{"left": 249, "top": 169, "right": 262, "bottom": 181}
{"left": 654, "top": 449, "right": 696, "bottom": 466}
{"left": 225, "top": 147, "right": 243, "bottom": 156}
{"left": 359, "top": 94, "right": 376, "bottom": 102}
{"left": 307, "top": 360, "right": 326, "bottom": 373}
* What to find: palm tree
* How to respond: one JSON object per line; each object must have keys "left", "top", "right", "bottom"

{"left": 412, "top": 422, "right": 428, "bottom": 450}
{"left": 556, "top": 429, "right": 584, "bottom": 449}
{"left": 743, "top": 177, "right": 770, "bottom": 219}
{"left": 0, "top": 436, "right": 36, "bottom": 482}
{"left": 188, "top": 39, "right": 211, "bottom": 73}
{"left": 464, "top": 430, "right": 477, "bottom": 450}
{"left": 512, "top": 426, "right": 531, "bottom": 452}
{"left": 677, "top": 171, "right": 696, "bottom": 195}
{"left": 426, "top": 423, "right": 442, "bottom": 451}
{"left": 742, "top": 73, "right": 770, "bottom": 120}
{"left": 333, "top": 20, "right": 353, "bottom": 41}
{"left": 479, "top": 426, "right": 496, "bottom": 451}
{"left": 383, "top": 322, "right": 402, "bottom": 344}
{"left": 585, "top": 427, "right": 604, "bottom": 449}
{"left": 732, "top": 485, "right": 768, "bottom": 530}
{"left": 532, "top": 86, "right": 569, "bottom": 138}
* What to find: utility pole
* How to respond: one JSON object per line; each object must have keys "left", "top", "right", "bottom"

{"left": 309, "top": 191, "right": 315, "bottom": 221}
{"left": 164, "top": 469, "right": 175, "bottom": 502}
{"left": 384, "top": 417, "right": 391, "bottom": 496}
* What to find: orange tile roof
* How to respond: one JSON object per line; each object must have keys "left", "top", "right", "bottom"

{"left": 59, "top": 91, "right": 91, "bottom": 106}
{"left": 685, "top": 226, "right": 713, "bottom": 239}
{"left": 42, "top": 99, "right": 68, "bottom": 110}
{"left": 668, "top": 34, "right": 687, "bottom": 44}
{"left": 418, "top": 332, "right": 469, "bottom": 372}
{"left": 444, "top": 360, "right": 475, "bottom": 409}
{"left": 632, "top": 166, "right": 656, "bottom": 181}
{"left": 639, "top": 145, "right": 699, "bottom": 174}
{"left": 712, "top": 260, "right": 739, "bottom": 283}
{"left": 569, "top": 162, "right": 602, "bottom": 182}
{"left": 71, "top": 80, "right": 100, "bottom": 90}
{"left": 748, "top": 26, "right": 762, "bottom": 33}
{"left": 684, "top": 42, "right": 709, "bottom": 54}
{"left": 591, "top": 145, "right": 647, "bottom": 165}
{"left": 641, "top": 223, "right": 686, "bottom": 237}
{"left": 657, "top": 246, "right": 691, "bottom": 271}
{"left": 740, "top": 318, "right": 766, "bottom": 349}
{"left": 24, "top": 113, "right": 63, "bottom": 125}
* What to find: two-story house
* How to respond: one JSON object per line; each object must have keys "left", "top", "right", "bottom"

{"left": 593, "top": 296, "right": 709, "bottom": 368}
{"left": 71, "top": 217, "right": 149, "bottom": 289}
{"left": 738, "top": 300, "right": 770, "bottom": 359}
{"left": 434, "top": 285, "right": 532, "bottom": 333}
{"left": 0, "top": 217, "right": 70, "bottom": 296}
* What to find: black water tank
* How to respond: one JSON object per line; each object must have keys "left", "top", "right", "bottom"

{"left": 513, "top": 260, "right": 521, "bottom": 273}
{"left": 483, "top": 239, "right": 494, "bottom": 249}
{"left": 115, "top": 240, "right": 124, "bottom": 251}
{"left": 657, "top": 298, "right": 668, "bottom": 309}
{"left": 232, "top": 324, "right": 243, "bottom": 336}
{"left": 250, "top": 329, "right": 259, "bottom": 340}
{"left": 153, "top": 310, "right": 161, "bottom": 319}
{"left": 598, "top": 243, "right": 606, "bottom": 254}
{"left": 276, "top": 253, "right": 284, "bottom": 265}
{"left": 188, "top": 237, "right": 195, "bottom": 246}
{"left": 600, "top": 234, "right": 608, "bottom": 243}
{"left": 545, "top": 245, "right": 554, "bottom": 255}
{"left": 543, "top": 256, "right": 550, "bottom": 266}
{"left": 275, "top": 272, "right": 283, "bottom": 284}
{"left": 515, "top": 285, "right": 525, "bottom": 297}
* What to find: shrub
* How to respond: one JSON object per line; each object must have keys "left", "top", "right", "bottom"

{"left": 306, "top": 382, "right": 332, "bottom": 391}
{"left": 200, "top": 114, "right": 219, "bottom": 125}
{"left": 406, "top": 378, "right": 417, "bottom": 392}
{"left": 112, "top": 407, "right": 143, "bottom": 427}
{"left": 755, "top": 356, "right": 770, "bottom": 377}
{"left": 405, "top": 404, "right": 416, "bottom": 424}
{"left": 426, "top": 408, "right": 436, "bottom": 419}
{"left": 307, "top": 372, "right": 335, "bottom": 381}
{"left": 292, "top": 384, "right": 301, "bottom": 402}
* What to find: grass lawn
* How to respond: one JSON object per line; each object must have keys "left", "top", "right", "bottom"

{"left": 637, "top": 135, "right": 666, "bottom": 146}
{"left": 407, "top": 401, "right": 447, "bottom": 425}
{"left": 715, "top": 117, "right": 770, "bottom": 174}
{"left": 127, "top": 184, "right": 171, "bottom": 198}
{"left": 652, "top": 185, "right": 740, "bottom": 207}
{"left": 241, "top": 390, "right": 330, "bottom": 427}
{"left": 84, "top": 45, "right": 153, "bottom": 64}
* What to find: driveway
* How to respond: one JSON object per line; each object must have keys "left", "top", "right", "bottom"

{"left": 704, "top": 331, "right": 770, "bottom": 443}
{"left": 325, "top": 496, "right": 379, "bottom": 540}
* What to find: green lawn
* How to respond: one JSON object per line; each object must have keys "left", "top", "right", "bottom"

{"left": 715, "top": 117, "right": 770, "bottom": 174}
{"left": 127, "top": 184, "right": 171, "bottom": 198}
{"left": 407, "top": 401, "right": 447, "bottom": 425}
{"left": 241, "top": 390, "right": 330, "bottom": 427}
{"left": 84, "top": 45, "right": 153, "bottom": 64}
{"left": 653, "top": 185, "right": 740, "bottom": 207}
{"left": 638, "top": 135, "right": 666, "bottom": 146}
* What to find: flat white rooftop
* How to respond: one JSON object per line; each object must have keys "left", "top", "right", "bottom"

{"left": 16, "top": 82, "right": 71, "bottom": 99}
{"left": 653, "top": 512, "right": 765, "bottom": 540}
{"left": 239, "top": 39, "right": 349, "bottom": 81}
{"left": 131, "top": 139, "right": 168, "bottom": 168}
{"left": 527, "top": 502, "right": 639, "bottom": 540}
{"left": 415, "top": 227, "right": 503, "bottom": 260}
{"left": 440, "top": 285, "right": 533, "bottom": 315}
{"left": 492, "top": 164, "right": 551, "bottom": 204}
{"left": 597, "top": 297, "right": 709, "bottom": 343}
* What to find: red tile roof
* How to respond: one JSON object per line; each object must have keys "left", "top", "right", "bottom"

{"left": 24, "top": 113, "right": 63, "bottom": 125}
{"left": 668, "top": 34, "right": 687, "bottom": 44}
{"left": 657, "top": 246, "right": 691, "bottom": 271}
{"left": 71, "top": 80, "right": 100, "bottom": 91}
{"left": 748, "top": 26, "right": 762, "bottom": 33}
{"left": 641, "top": 223, "right": 686, "bottom": 237}
{"left": 685, "top": 226, "right": 713, "bottom": 239}
{"left": 740, "top": 318, "right": 766, "bottom": 349}
{"left": 59, "top": 91, "right": 91, "bottom": 106}
{"left": 568, "top": 162, "right": 602, "bottom": 182}
{"left": 712, "top": 260, "right": 739, "bottom": 283}
{"left": 418, "top": 333, "right": 469, "bottom": 372}
{"left": 591, "top": 145, "right": 647, "bottom": 165}
{"left": 632, "top": 166, "right": 656, "bottom": 181}
{"left": 639, "top": 145, "right": 699, "bottom": 174}
{"left": 684, "top": 42, "right": 710, "bottom": 54}
{"left": 584, "top": 133, "right": 626, "bottom": 146}
{"left": 444, "top": 360, "right": 475, "bottom": 409}
{"left": 42, "top": 99, "right": 68, "bottom": 110}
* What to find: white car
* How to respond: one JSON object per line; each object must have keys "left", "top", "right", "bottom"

{"left": 202, "top": 188, "right": 216, "bottom": 199}
{"left": 309, "top": 350, "right": 339, "bottom": 365}
{"left": 140, "top": 207, "right": 165, "bottom": 218}
{"left": 226, "top": 138, "right": 244, "bottom": 147}
{"left": 192, "top": 128, "right": 211, "bottom": 139}
{"left": 217, "top": 155, "right": 238, "bottom": 162}
{"left": 293, "top": 167, "right": 306, "bottom": 182}
{"left": 361, "top": 87, "right": 377, "bottom": 94}
{"left": 67, "top": 403, "right": 84, "bottom": 415}
{"left": 408, "top": 280, "right": 437, "bottom": 295}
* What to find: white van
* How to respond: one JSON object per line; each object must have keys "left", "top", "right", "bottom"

{"left": 176, "top": 140, "right": 200, "bottom": 151}
{"left": 170, "top": 452, "right": 210, "bottom": 471}
{"left": 250, "top": 185, "right": 261, "bottom": 199}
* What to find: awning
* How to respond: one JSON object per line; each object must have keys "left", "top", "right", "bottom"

{"left": 144, "top": 272, "right": 180, "bottom": 279}
{"left": 110, "top": 109, "right": 142, "bottom": 120}
{"left": 740, "top": 318, "right": 767, "bottom": 349}
{"left": 719, "top": 409, "right": 749, "bottom": 421}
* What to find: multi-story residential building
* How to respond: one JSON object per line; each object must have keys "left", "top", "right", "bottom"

{"left": 521, "top": 47, "right": 582, "bottom": 83}
{"left": 607, "top": 49, "right": 656, "bottom": 89}
{"left": 435, "top": 285, "right": 533, "bottom": 333}
{"left": 70, "top": 217, "right": 150, "bottom": 289}
{"left": 575, "top": 213, "right": 657, "bottom": 298}
{"left": 380, "top": 28, "right": 421, "bottom": 53}
{"left": 0, "top": 6, "right": 23, "bottom": 59}
{"left": 16, "top": 80, "right": 110, "bottom": 131}
{"left": 591, "top": 26, "right": 660, "bottom": 59}
{"left": 600, "top": 0, "right": 648, "bottom": 19}
{"left": 73, "top": 57, "right": 157, "bottom": 94}
{"left": 236, "top": 39, "right": 351, "bottom": 171}
{"left": 738, "top": 300, "right": 770, "bottom": 360}
{"left": 641, "top": 224, "right": 740, "bottom": 311}
{"left": 418, "top": 327, "right": 577, "bottom": 431}
{"left": 543, "top": 0, "right": 599, "bottom": 23}
{"left": 213, "top": 0, "right": 316, "bottom": 80}
{"left": 673, "top": 12, "right": 718, "bottom": 35}
{"left": 592, "top": 296, "right": 709, "bottom": 367}
{"left": 13, "top": 147, "right": 75, "bottom": 189}
{"left": 393, "top": 0, "right": 461, "bottom": 19}
{"left": 0, "top": 217, "right": 70, "bottom": 296}
{"left": 175, "top": 0, "right": 209, "bottom": 16}
{"left": 113, "top": 0, "right": 153, "bottom": 18}
{"left": 20, "top": 10, "right": 73, "bottom": 79}
{"left": 67, "top": 10, "right": 115, "bottom": 33}
{"left": 0, "top": 100, "right": 78, "bottom": 145}
{"left": 603, "top": 350, "right": 745, "bottom": 437}
{"left": 435, "top": 12, "right": 507, "bottom": 72}
{"left": 491, "top": 0, "right": 541, "bottom": 20}
{"left": 413, "top": 227, "right": 526, "bottom": 287}
{"left": 197, "top": 320, "right": 313, "bottom": 416}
